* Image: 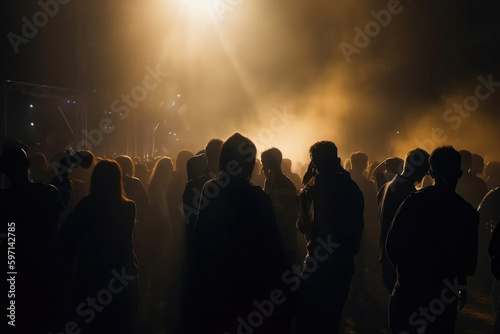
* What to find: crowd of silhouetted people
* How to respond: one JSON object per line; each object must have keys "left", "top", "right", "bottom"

{"left": 1, "top": 134, "right": 500, "bottom": 334}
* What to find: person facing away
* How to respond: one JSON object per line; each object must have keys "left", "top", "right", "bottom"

{"left": 0, "top": 147, "right": 64, "bottom": 333}
{"left": 456, "top": 150, "right": 488, "bottom": 209}
{"left": 115, "top": 155, "right": 150, "bottom": 224}
{"left": 53, "top": 160, "right": 139, "bottom": 334}
{"left": 183, "top": 139, "right": 223, "bottom": 242}
{"left": 282, "top": 157, "right": 302, "bottom": 191}
{"left": 348, "top": 151, "right": 379, "bottom": 301}
{"left": 485, "top": 161, "right": 500, "bottom": 191}
{"left": 144, "top": 157, "right": 174, "bottom": 307}
{"left": 261, "top": 147, "right": 300, "bottom": 266}
{"left": 295, "top": 141, "right": 364, "bottom": 334}
{"left": 189, "top": 133, "right": 290, "bottom": 334}
{"left": 482, "top": 188, "right": 500, "bottom": 334}
{"left": 386, "top": 146, "right": 478, "bottom": 334}
{"left": 378, "top": 148, "right": 430, "bottom": 293}
{"left": 373, "top": 157, "right": 404, "bottom": 193}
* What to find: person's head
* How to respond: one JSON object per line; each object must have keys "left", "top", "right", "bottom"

{"left": 115, "top": 155, "right": 134, "bottom": 177}
{"left": 175, "top": 150, "right": 194, "bottom": 172}
{"left": 403, "top": 148, "right": 430, "bottom": 182}
{"left": 0, "top": 148, "right": 30, "bottom": 182}
{"left": 309, "top": 141, "right": 340, "bottom": 173}
{"left": 485, "top": 161, "right": 500, "bottom": 178}
{"left": 485, "top": 161, "right": 500, "bottom": 188}
{"left": 90, "top": 160, "right": 126, "bottom": 201}
{"left": 429, "top": 146, "right": 462, "bottom": 188}
{"left": 281, "top": 158, "right": 293, "bottom": 174}
{"left": 386, "top": 157, "right": 404, "bottom": 175}
{"left": 29, "top": 152, "right": 49, "bottom": 174}
{"left": 134, "top": 163, "right": 149, "bottom": 184}
{"left": 205, "top": 139, "right": 223, "bottom": 172}
{"left": 219, "top": 132, "right": 256, "bottom": 181}
{"left": 350, "top": 152, "right": 368, "bottom": 173}
{"left": 187, "top": 154, "right": 207, "bottom": 181}
{"left": 149, "top": 157, "right": 174, "bottom": 188}
{"left": 458, "top": 150, "right": 472, "bottom": 172}
{"left": 261, "top": 147, "right": 283, "bottom": 177}
{"left": 470, "top": 153, "right": 485, "bottom": 176}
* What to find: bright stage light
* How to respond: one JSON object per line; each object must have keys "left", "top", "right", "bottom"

{"left": 174, "top": 0, "right": 214, "bottom": 15}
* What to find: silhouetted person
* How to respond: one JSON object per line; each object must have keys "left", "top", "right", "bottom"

{"left": 134, "top": 162, "right": 150, "bottom": 189}
{"left": 251, "top": 157, "right": 266, "bottom": 187}
{"left": 367, "top": 160, "right": 379, "bottom": 182}
{"left": 490, "top": 221, "right": 500, "bottom": 333}
{"left": 480, "top": 187, "right": 500, "bottom": 237}
{"left": 145, "top": 157, "right": 174, "bottom": 311}
{"left": 387, "top": 146, "right": 478, "bottom": 334}
{"left": 0, "top": 147, "right": 64, "bottom": 332}
{"left": 456, "top": 150, "right": 488, "bottom": 209}
{"left": 50, "top": 150, "right": 93, "bottom": 228}
{"left": 165, "top": 149, "right": 194, "bottom": 333}
{"left": 378, "top": 148, "right": 430, "bottom": 293}
{"left": 471, "top": 153, "right": 485, "bottom": 178}
{"left": 479, "top": 187, "right": 500, "bottom": 333}
{"left": 54, "top": 160, "right": 139, "bottom": 334}
{"left": 296, "top": 141, "right": 364, "bottom": 334}
{"left": 282, "top": 157, "right": 302, "bottom": 191}
{"left": 29, "top": 152, "right": 52, "bottom": 183}
{"left": 373, "top": 157, "right": 404, "bottom": 192}
{"left": 183, "top": 139, "right": 223, "bottom": 243}
{"left": 115, "top": 155, "right": 150, "bottom": 224}
{"left": 187, "top": 153, "right": 208, "bottom": 181}
{"left": 189, "top": 133, "right": 290, "bottom": 334}
{"left": 485, "top": 161, "right": 500, "bottom": 191}
{"left": 261, "top": 147, "right": 299, "bottom": 266}
{"left": 349, "top": 151, "right": 379, "bottom": 302}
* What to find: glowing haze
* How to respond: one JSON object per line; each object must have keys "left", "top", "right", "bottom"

{"left": 4, "top": 0, "right": 500, "bottom": 165}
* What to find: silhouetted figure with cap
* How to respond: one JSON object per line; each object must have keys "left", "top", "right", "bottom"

{"left": 387, "top": 146, "right": 478, "bottom": 334}
{"left": 189, "top": 133, "right": 290, "bottom": 334}
{"left": 296, "top": 141, "right": 364, "bottom": 334}
{"left": 378, "top": 148, "right": 430, "bottom": 294}
{"left": 0, "top": 147, "right": 64, "bottom": 332}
